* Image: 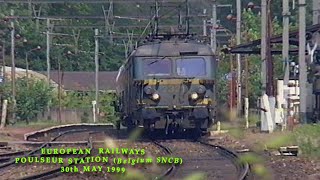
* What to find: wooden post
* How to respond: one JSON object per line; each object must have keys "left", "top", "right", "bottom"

{"left": 1, "top": 100, "right": 8, "bottom": 128}
{"left": 92, "top": 100, "right": 96, "bottom": 123}
{"left": 244, "top": 98, "right": 249, "bottom": 128}
{"left": 217, "top": 121, "right": 221, "bottom": 132}
{"left": 244, "top": 55, "right": 249, "bottom": 128}
{"left": 288, "top": 98, "right": 294, "bottom": 131}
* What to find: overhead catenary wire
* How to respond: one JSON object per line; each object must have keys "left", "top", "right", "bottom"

{"left": 0, "top": 0, "right": 207, "bottom": 4}
{"left": 136, "top": 0, "right": 192, "bottom": 44}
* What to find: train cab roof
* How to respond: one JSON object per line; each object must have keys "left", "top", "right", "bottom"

{"left": 132, "top": 41, "right": 215, "bottom": 57}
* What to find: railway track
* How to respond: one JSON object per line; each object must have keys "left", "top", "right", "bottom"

{"left": 155, "top": 139, "right": 249, "bottom": 180}
{"left": 0, "top": 124, "right": 250, "bottom": 180}
{"left": 0, "top": 150, "right": 31, "bottom": 163}
{"left": 197, "top": 139, "right": 249, "bottom": 180}
{"left": 17, "top": 137, "right": 93, "bottom": 180}
{"left": 0, "top": 129, "right": 92, "bottom": 170}
{"left": 151, "top": 140, "right": 175, "bottom": 179}
{"left": 0, "top": 125, "right": 176, "bottom": 180}
{"left": 0, "top": 129, "right": 96, "bottom": 180}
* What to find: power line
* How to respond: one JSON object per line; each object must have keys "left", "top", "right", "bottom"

{"left": 0, "top": 0, "right": 206, "bottom": 4}
{"left": 4, "top": 14, "right": 208, "bottom": 20}
{"left": 52, "top": 24, "right": 230, "bottom": 29}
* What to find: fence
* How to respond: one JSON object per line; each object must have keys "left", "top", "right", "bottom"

{"left": 37, "top": 108, "right": 93, "bottom": 123}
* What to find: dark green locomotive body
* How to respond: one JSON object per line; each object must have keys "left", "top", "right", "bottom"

{"left": 115, "top": 40, "right": 217, "bottom": 133}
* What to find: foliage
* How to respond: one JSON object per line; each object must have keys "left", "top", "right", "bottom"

{"left": 0, "top": 4, "right": 125, "bottom": 72}
{"left": 216, "top": 56, "right": 230, "bottom": 105}
{"left": 293, "top": 124, "right": 320, "bottom": 158}
{"left": 0, "top": 1, "right": 316, "bottom": 121}
{"left": 216, "top": 8, "right": 294, "bottom": 106}
{"left": 262, "top": 125, "right": 320, "bottom": 158}
{"left": 51, "top": 91, "right": 118, "bottom": 124}
{"left": 0, "top": 0, "right": 315, "bottom": 73}
{"left": 0, "top": 77, "right": 53, "bottom": 123}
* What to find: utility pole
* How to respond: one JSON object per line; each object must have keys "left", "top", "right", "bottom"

{"left": 266, "top": 0, "right": 274, "bottom": 97}
{"left": 154, "top": 1, "right": 160, "bottom": 35}
{"left": 283, "top": 0, "right": 290, "bottom": 74}
{"left": 211, "top": 0, "right": 217, "bottom": 53}
{"left": 46, "top": 18, "right": 51, "bottom": 118}
{"left": 57, "top": 55, "right": 61, "bottom": 123}
{"left": 10, "top": 9, "right": 16, "bottom": 122}
{"left": 32, "top": 6, "right": 42, "bottom": 32}
{"left": 72, "top": 30, "right": 81, "bottom": 54}
{"left": 236, "top": 0, "right": 241, "bottom": 116}
{"left": 185, "top": 0, "right": 190, "bottom": 35}
{"left": 299, "top": 0, "right": 307, "bottom": 123}
{"left": 94, "top": 29, "right": 99, "bottom": 122}
{"left": 203, "top": 9, "right": 207, "bottom": 37}
{"left": 123, "top": 30, "right": 134, "bottom": 58}
{"left": 0, "top": 42, "right": 5, "bottom": 79}
{"left": 313, "top": 0, "right": 320, "bottom": 24}
{"left": 260, "top": 0, "right": 275, "bottom": 132}
{"left": 46, "top": 19, "right": 51, "bottom": 85}
{"left": 261, "top": 0, "right": 267, "bottom": 94}
{"left": 102, "top": 0, "right": 114, "bottom": 44}
{"left": 282, "top": 0, "right": 290, "bottom": 129}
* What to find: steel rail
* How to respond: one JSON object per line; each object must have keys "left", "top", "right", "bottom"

{"left": 24, "top": 123, "right": 114, "bottom": 141}
{"left": 0, "top": 150, "right": 31, "bottom": 158}
{"left": 197, "top": 139, "right": 250, "bottom": 180}
{"left": 0, "top": 129, "right": 92, "bottom": 169}
{"left": 17, "top": 134, "right": 94, "bottom": 180}
{"left": 151, "top": 140, "right": 175, "bottom": 179}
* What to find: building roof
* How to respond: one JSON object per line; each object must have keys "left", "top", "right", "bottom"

{"left": 225, "top": 24, "right": 320, "bottom": 55}
{"left": 2, "top": 66, "right": 59, "bottom": 89}
{"left": 38, "top": 71, "right": 118, "bottom": 91}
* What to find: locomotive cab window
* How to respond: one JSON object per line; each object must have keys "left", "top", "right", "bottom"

{"left": 143, "top": 58, "right": 172, "bottom": 76}
{"left": 176, "top": 57, "right": 206, "bottom": 77}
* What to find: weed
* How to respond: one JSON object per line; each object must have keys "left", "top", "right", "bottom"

{"left": 183, "top": 172, "right": 207, "bottom": 180}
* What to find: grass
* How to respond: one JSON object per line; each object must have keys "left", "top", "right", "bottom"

{"left": 0, "top": 133, "right": 17, "bottom": 141}
{"left": 216, "top": 109, "right": 320, "bottom": 158}
{"left": 239, "top": 153, "right": 270, "bottom": 179}
{"left": 248, "top": 114, "right": 260, "bottom": 127}
{"left": 252, "top": 124, "right": 320, "bottom": 158}
{"left": 183, "top": 172, "right": 207, "bottom": 180}
{"left": 214, "top": 110, "right": 320, "bottom": 178}
{"left": 293, "top": 124, "right": 320, "bottom": 158}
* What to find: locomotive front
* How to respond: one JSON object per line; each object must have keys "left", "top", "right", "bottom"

{"left": 132, "top": 41, "right": 216, "bottom": 133}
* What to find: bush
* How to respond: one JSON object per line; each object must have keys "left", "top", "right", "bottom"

{"left": 293, "top": 124, "right": 320, "bottom": 157}
{"left": 81, "top": 111, "right": 89, "bottom": 123}
{"left": 53, "top": 91, "right": 119, "bottom": 124}
{"left": 0, "top": 77, "right": 54, "bottom": 124}
{"left": 263, "top": 124, "right": 320, "bottom": 158}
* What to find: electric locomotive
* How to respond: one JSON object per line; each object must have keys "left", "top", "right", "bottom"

{"left": 113, "top": 34, "right": 216, "bottom": 134}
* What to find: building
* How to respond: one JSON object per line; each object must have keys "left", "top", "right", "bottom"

{"left": 38, "top": 71, "right": 118, "bottom": 93}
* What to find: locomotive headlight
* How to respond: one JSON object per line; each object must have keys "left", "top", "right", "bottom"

{"left": 144, "top": 86, "right": 153, "bottom": 95}
{"left": 197, "top": 85, "right": 206, "bottom": 94}
{"left": 151, "top": 93, "right": 160, "bottom": 100}
{"left": 190, "top": 92, "right": 199, "bottom": 100}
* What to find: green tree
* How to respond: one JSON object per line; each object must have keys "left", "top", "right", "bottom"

{"left": 51, "top": 91, "right": 118, "bottom": 124}
{"left": 218, "top": 9, "right": 293, "bottom": 106}
{"left": 0, "top": 78, "right": 54, "bottom": 124}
